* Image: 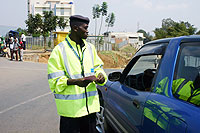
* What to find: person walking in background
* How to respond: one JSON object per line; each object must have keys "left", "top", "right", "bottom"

{"left": 18, "top": 39, "right": 24, "bottom": 61}
{"left": 48, "top": 15, "right": 107, "bottom": 133}
{"left": 5, "top": 38, "right": 10, "bottom": 57}
{"left": 0, "top": 37, "right": 7, "bottom": 57}
{"left": 9, "top": 36, "right": 14, "bottom": 61}
{"left": 21, "top": 33, "right": 26, "bottom": 50}
{"left": 0, "top": 39, "right": 9, "bottom": 58}
{"left": 13, "top": 36, "right": 19, "bottom": 61}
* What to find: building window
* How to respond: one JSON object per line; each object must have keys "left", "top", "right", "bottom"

{"left": 43, "top": 7, "right": 46, "bottom": 12}
{"left": 61, "top": 8, "right": 64, "bottom": 15}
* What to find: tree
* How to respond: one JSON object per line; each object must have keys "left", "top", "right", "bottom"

{"left": 25, "top": 11, "right": 68, "bottom": 50}
{"left": 57, "top": 17, "right": 68, "bottom": 30}
{"left": 25, "top": 13, "right": 43, "bottom": 37}
{"left": 92, "top": 4, "right": 101, "bottom": 44}
{"left": 154, "top": 18, "right": 197, "bottom": 39}
{"left": 16, "top": 28, "right": 27, "bottom": 36}
{"left": 41, "top": 11, "right": 57, "bottom": 49}
{"left": 26, "top": 14, "right": 38, "bottom": 36}
{"left": 105, "top": 12, "right": 115, "bottom": 32}
{"left": 98, "top": 2, "right": 108, "bottom": 36}
{"left": 137, "top": 29, "right": 153, "bottom": 43}
{"left": 33, "top": 13, "right": 43, "bottom": 37}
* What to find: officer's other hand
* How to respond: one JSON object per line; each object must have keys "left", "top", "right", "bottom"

{"left": 76, "top": 78, "right": 91, "bottom": 87}
{"left": 95, "top": 73, "right": 105, "bottom": 84}
{"left": 76, "top": 76, "right": 98, "bottom": 87}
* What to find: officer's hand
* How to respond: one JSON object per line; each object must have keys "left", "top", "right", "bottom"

{"left": 67, "top": 78, "right": 90, "bottom": 87}
{"left": 76, "top": 78, "right": 91, "bottom": 87}
{"left": 95, "top": 73, "right": 105, "bottom": 84}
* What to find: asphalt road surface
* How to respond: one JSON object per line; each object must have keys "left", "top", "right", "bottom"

{"left": 0, "top": 57, "right": 122, "bottom": 133}
{"left": 0, "top": 57, "right": 58, "bottom": 133}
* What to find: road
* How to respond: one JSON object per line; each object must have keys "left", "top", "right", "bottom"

{"left": 0, "top": 57, "right": 122, "bottom": 133}
{"left": 0, "top": 57, "right": 58, "bottom": 133}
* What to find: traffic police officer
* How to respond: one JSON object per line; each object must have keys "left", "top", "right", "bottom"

{"left": 48, "top": 15, "right": 107, "bottom": 133}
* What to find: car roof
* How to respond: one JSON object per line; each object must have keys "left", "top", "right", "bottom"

{"left": 145, "top": 35, "right": 200, "bottom": 45}
{"left": 135, "top": 35, "right": 200, "bottom": 56}
{"left": 145, "top": 38, "right": 171, "bottom": 45}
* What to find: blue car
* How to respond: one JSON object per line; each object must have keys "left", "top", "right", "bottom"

{"left": 96, "top": 36, "right": 200, "bottom": 133}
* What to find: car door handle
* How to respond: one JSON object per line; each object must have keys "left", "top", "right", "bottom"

{"left": 133, "top": 99, "right": 140, "bottom": 109}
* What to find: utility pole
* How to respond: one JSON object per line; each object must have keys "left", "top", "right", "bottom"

{"left": 137, "top": 22, "right": 140, "bottom": 31}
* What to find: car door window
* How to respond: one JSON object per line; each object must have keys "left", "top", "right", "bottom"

{"left": 124, "top": 55, "right": 162, "bottom": 91}
{"left": 173, "top": 43, "right": 200, "bottom": 106}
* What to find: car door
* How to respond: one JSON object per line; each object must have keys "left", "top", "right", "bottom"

{"left": 106, "top": 54, "right": 162, "bottom": 132}
{"left": 142, "top": 40, "right": 200, "bottom": 133}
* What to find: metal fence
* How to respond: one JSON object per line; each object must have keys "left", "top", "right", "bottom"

{"left": 26, "top": 35, "right": 142, "bottom": 51}
{"left": 87, "top": 36, "right": 112, "bottom": 51}
{"left": 26, "top": 36, "right": 54, "bottom": 49}
{"left": 26, "top": 35, "right": 143, "bottom": 51}
{"left": 26, "top": 36, "right": 112, "bottom": 51}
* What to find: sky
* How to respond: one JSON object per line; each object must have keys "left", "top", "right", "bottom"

{"left": 1, "top": 0, "right": 200, "bottom": 35}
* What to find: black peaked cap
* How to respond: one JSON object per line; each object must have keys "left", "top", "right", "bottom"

{"left": 69, "top": 15, "right": 90, "bottom": 24}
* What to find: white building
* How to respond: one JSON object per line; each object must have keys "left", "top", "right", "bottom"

{"left": 28, "top": 0, "right": 74, "bottom": 32}
{"left": 107, "top": 32, "right": 145, "bottom": 50}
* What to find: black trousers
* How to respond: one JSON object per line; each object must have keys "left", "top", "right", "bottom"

{"left": 60, "top": 113, "right": 98, "bottom": 133}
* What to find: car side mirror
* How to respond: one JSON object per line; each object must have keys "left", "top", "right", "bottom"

{"left": 108, "top": 72, "right": 122, "bottom": 81}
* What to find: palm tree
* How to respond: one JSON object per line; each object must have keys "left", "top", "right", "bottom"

{"left": 92, "top": 4, "right": 101, "bottom": 45}
{"left": 98, "top": 2, "right": 108, "bottom": 36}
{"left": 105, "top": 12, "right": 115, "bottom": 32}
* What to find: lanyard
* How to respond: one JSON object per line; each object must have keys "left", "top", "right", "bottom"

{"left": 65, "top": 38, "right": 85, "bottom": 76}
{"left": 65, "top": 38, "right": 84, "bottom": 64}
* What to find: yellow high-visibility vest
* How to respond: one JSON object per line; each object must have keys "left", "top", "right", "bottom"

{"left": 48, "top": 35, "right": 107, "bottom": 117}
{"left": 172, "top": 78, "right": 200, "bottom": 106}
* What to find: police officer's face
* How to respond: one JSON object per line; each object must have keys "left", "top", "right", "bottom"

{"left": 77, "top": 23, "right": 89, "bottom": 39}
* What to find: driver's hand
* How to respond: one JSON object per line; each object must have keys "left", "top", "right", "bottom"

{"left": 144, "top": 69, "right": 155, "bottom": 78}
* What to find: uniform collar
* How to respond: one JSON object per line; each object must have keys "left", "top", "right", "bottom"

{"left": 66, "top": 34, "right": 86, "bottom": 48}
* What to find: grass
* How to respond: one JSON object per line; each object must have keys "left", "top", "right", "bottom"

{"left": 120, "top": 45, "right": 137, "bottom": 54}
{"left": 27, "top": 45, "right": 52, "bottom": 50}
{"left": 99, "top": 51, "right": 118, "bottom": 64}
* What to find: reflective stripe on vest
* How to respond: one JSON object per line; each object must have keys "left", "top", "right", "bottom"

{"left": 48, "top": 71, "right": 95, "bottom": 80}
{"left": 54, "top": 90, "right": 98, "bottom": 100}
{"left": 71, "top": 72, "right": 95, "bottom": 79}
{"left": 58, "top": 41, "right": 94, "bottom": 79}
{"left": 48, "top": 71, "right": 66, "bottom": 79}
{"left": 174, "top": 79, "right": 188, "bottom": 99}
{"left": 87, "top": 43, "right": 94, "bottom": 67}
{"left": 59, "top": 42, "right": 72, "bottom": 78}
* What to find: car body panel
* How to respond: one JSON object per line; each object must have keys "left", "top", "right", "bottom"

{"left": 105, "top": 81, "right": 151, "bottom": 132}
{"left": 97, "top": 35, "right": 200, "bottom": 133}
